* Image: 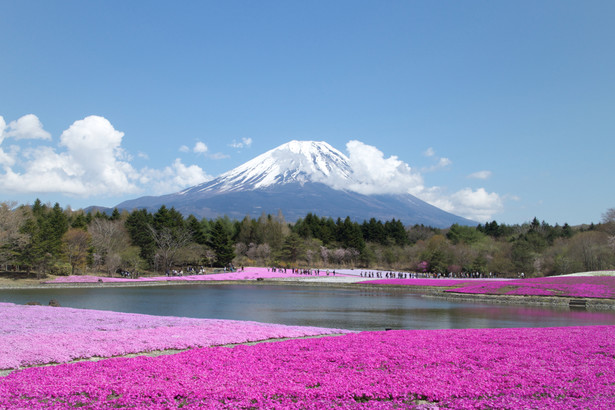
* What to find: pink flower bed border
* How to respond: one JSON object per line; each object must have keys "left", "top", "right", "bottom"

{"left": 0, "top": 303, "right": 350, "bottom": 370}
{"left": 1, "top": 325, "right": 613, "bottom": 408}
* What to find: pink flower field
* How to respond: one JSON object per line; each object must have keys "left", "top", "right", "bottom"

{"left": 361, "top": 278, "right": 488, "bottom": 287}
{"left": 446, "top": 276, "right": 615, "bottom": 299}
{"left": 42, "top": 267, "right": 351, "bottom": 284}
{"left": 361, "top": 276, "right": 615, "bottom": 299}
{"left": 1, "top": 325, "right": 614, "bottom": 409}
{"left": 0, "top": 303, "right": 350, "bottom": 370}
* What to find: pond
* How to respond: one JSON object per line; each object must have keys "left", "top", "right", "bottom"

{"left": 1, "top": 284, "right": 614, "bottom": 331}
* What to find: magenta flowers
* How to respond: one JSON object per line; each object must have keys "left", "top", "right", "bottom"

{"left": 447, "top": 276, "right": 615, "bottom": 298}
{"left": 362, "top": 278, "right": 484, "bottom": 287}
{"left": 0, "top": 303, "right": 350, "bottom": 370}
{"left": 1, "top": 325, "right": 614, "bottom": 408}
{"left": 362, "top": 276, "right": 615, "bottom": 299}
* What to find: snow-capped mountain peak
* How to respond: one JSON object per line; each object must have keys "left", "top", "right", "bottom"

{"left": 184, "top": 140, "right": 353, "bottom": 194}
{"left": 116, "top": 139, "right": 476, "bottom": 227}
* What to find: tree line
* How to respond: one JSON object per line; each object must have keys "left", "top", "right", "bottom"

{"left": 1, "top": 199, "right": 614, "bottom": 278}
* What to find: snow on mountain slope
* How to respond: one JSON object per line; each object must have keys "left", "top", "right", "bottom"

{"left": 181, "top": 141, "right": 353, "bottom": 194}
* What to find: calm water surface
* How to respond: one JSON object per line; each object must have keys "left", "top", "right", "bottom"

{"left": 1, "top": 284, "right": 614, "bottom": 331}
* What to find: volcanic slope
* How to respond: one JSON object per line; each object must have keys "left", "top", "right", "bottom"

{"left": 116, "top": 140, "right": 475, "bottom": 227}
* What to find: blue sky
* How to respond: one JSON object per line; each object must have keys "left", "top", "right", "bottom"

{"left": 1, "top": 1, "right": 613, "bottom": 225}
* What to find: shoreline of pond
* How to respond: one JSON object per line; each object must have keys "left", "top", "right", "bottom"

{"left": 2, "top": 278, "right": 615, "bottom": 311}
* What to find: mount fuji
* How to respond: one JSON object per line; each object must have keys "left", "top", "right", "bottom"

{"left": 115, "top": 141, "right": 476, "bottom": 227}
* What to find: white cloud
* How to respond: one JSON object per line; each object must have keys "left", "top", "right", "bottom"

{"left": 230, "top": 137, "right": 253, "bottom": 149}
{"left": 414, "top": 186, "right": 503, "bottom": 223}
{"left": 448, "top": 188, "right": 503, "bottom": 222}
{"left": 327, "top": 140, "right": 424, "bottom": 195}
{"left": 0, "top": 116, "right": 140, "bottom": 195}
{"left": 469, "top": 170, "right": 492, "bottom": 180}
{"left": 0, "top": 114, "right": 213, "bottom": 198}
{"left": 0, "top": 116, "right": 5, "bottom": 143}
{"left": 5, "top": 114, "right": 51, "bottom": 140}
{"left": 328, "top": 141, "right": 503, "bottom": 222}
{"left": 1, "top": 114, "right": 50, "bottom": 167}
{"left": 140, "top": 158, "right": 212, "bottom": 194}
{"left": 193, "top": 141, "right": 208, "bottom": 154}
{"left": 420, "top": 147, "right": 452, "bottom": 172}
{"left": 179, "top": 145, "right": 190, "bottom": 153}
{"left": 0, "top": 116, "right": 11, "bottom": 166}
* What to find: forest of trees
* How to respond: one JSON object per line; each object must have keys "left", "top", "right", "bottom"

{"left": 1, "top": 199, "right": 614, "bottom": 278}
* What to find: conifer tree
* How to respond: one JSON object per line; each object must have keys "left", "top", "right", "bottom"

{"left": 208, "top": 220, "right": 235, "bottom": 267}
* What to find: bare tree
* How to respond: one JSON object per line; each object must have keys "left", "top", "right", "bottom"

{"left": 62, "top": 228, "right": 91, "bottom": 274}
{"left": 347, "top": 248, "right": 360, "bottom": 267}
{"left": 175, "top": 243, "right": 205, "bottom": 268}
{"left": 89, "top": 219, "right": 130, "bottom": 276}
{"left": 148, "top": 225, "right": 192, "bottom": 273}
{"left": 204, "top": 248, "right": 217, "bottom": 267}
{"left": 320, "top": 246, "right": 329, "bottom": 265}
{"left": 235, "top": 242, "right": 248, "bottom": 257}
{"left": 568, "top": 231, "right": 612, "bottom": 272}
{"left": 602, "top": 208, "right": 615, "bottom": 224}
{"left": 246, "top": 243, "right": 258, "bottom": 261}
{"left": 333, "top": 248, "right": 347, "bottom": 265}
{"left": 601, "top": 209, "right": 615, "bottom": 255}
{"left": 257, "top": 243, "right": 271, "bottom": 263}
{"left": 305, "top": 249, "right": 315, "bottom": 266}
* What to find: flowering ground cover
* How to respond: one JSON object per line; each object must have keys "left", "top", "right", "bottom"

{"left": 42, "top": 267, "right": 352, "bottom": 284}
{"left": 1, "top": 325, "right": 613, "bottom": 409}
{"left": 447, "top": 276, "right": 615, "bottom": 299}
{"left": 0, "top": 303, "right": 350, "bottom": 370}
{"left": 360, "top": 278, "right": 492, "bottom": 287}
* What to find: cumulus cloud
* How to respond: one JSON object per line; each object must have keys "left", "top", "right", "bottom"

{"left": 338, "top": 140, "right": 424, "bottom": 195}
{"left": 447, "top": 188, "right": 503, "bottom": 222}
{"left": 140, "top": 158, "right": 212, "bottom": 194}
{"left": 0, "top": 116, "right": 140, "bottom": 195}
{"left": 0, "top": 114, "right": 212, "bottom": 198}
{"left": 0, "top": 116, "right": 5, "bottom": 142}
{"left": 412, "top": 186, "right": 503, "bottom": 223}
{"left": 0, "top": 116, "right": 11, "bottom": 166}
{"left": 193, "top": 141, "right": 208, "bottom": 154}
{"left": 469, "top": 170, "right": 492, "bottom": 180}
{"left": 4, "top": 114, "right": 51, "bottom": 140}
{"left": 331, "top": 141, "right": 503, "bottom": 222}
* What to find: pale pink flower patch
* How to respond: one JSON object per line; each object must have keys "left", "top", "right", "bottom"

{"left": 42, "top": 267, "right": 351, "bottom": 284}
{"left": 0, "top": 303, "right": 350, "bottom": 370}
